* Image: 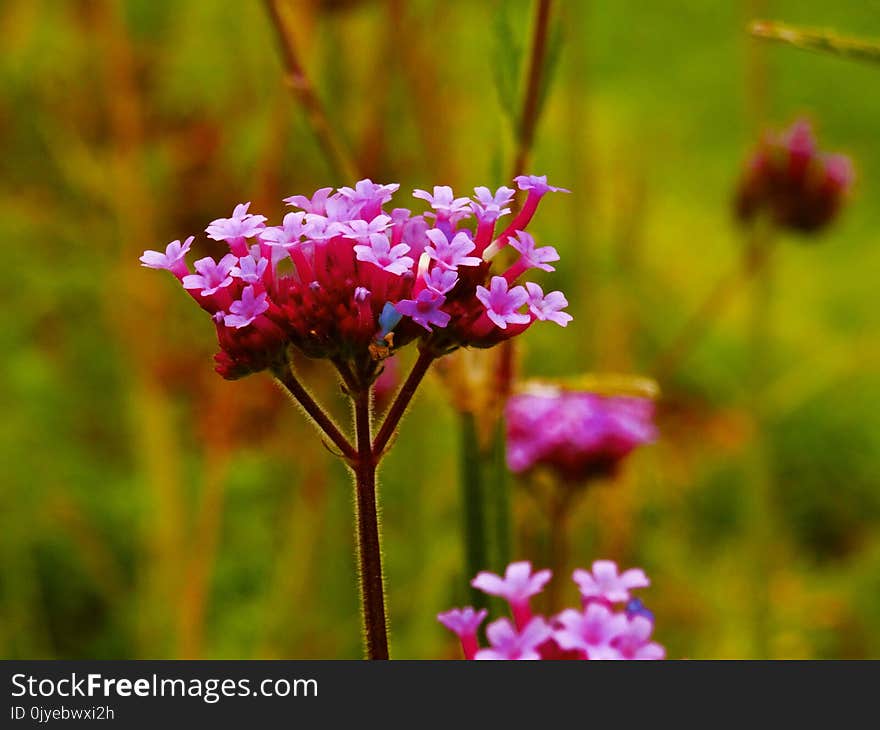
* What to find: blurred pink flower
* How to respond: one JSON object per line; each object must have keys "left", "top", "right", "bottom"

{"left": 440, "top": 559, "right": 664, "bottom": 661}
{"left": 505, "top": 385, "right": 657, "bottom": 482}
{"left": 475, "top": 618, "right": 553, "bottom": 660}
{"left": 735, "top": 118, "right": 854, "bottom": 234}
{"left": 472, "top": 561, "right": 551, "bottom": 629}
{"left": 573, "top": 560, "right": 650, "bottom": 605}
{"left": 437, "top": 607, "right": 488, "bottom": 660}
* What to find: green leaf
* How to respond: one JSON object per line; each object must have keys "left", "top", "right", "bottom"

{"left": 535, "top": 12, "right": 565, "bottom": 124}
{"left": 492, "top": 1, "right": 525, "bottom": 129}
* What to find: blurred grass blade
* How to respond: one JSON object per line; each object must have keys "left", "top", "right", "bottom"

{"left": 492, "top": 1, "right": 525, "bottom": 128}
{"left": 459, "top": 412, "right": 489, "bottom": 609}
{"left": 751, "top": 20, "right": 880, "bottom": 65}
{"left": 535, "top": 13, "right": 564, "bottom": 125}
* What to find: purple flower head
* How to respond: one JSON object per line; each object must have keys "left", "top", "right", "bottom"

{"left": 260, "top": 212, "right": 307, "bottom": 248}
{"left": 573, "top": 560, "right": 650, "bottom": 605}
{"left": 231, "top": 254, "right": 269, "bottom": 284}
{"left": 514, "top": 175, "right": 570, "bottom": 196}
{"left": 205, "top": 202, "right": 267, "bottom": 242}
{"left": 353, "top": 234, "right": 414, "bottom": 276}
{"left": 399, "top": 215, "right": 430, "bottom": 258}
{"left": 472, "top": 561, "right": 551, "bottom": 629}
{"left": 141, "top": 173, "right": 570, "bottom": 379}
{"left": 505, "top": 386, "right": 656, "bottom": 481}
{"left": 438, "top": 607, "right": 488, "bottom": 660}
{"left": 472, "top": 561, "right": 552, "bottom": 603}
{"left": 423, "top": 266, "right": 459, "bottom": 295}
{"left": 283, "top": 187, "right": 334, "bottom": 214}
{"left": 613, "top": 615, "right": 665, "bottom": 660}
{"left": 510, "top": 231, "right": 560, "bottom": 272}
{"left": 736, "top": 118, "right": 854, "bottom": 234}
{"left": 339, "top": 179, "right": 400, "bottom": 213}
{"left": 302, "top": 214, "right": 346, "bottom": 242}
{"left": 474, "top": 617, "right": 553, "bottom": 661}
{"left": 394, "top": 289, "right": 451, "bottom": 332}
{"left": 223, "top": 286, "right": 269, "bottom": 329}
{"left": 354, "top": 287, "right": 371, "bottom": 303}
{"left": 825, "top": 154, "right": 855, "bottom": 190}
{"left": 424, "top": 229, "right": 482, "bottom": 270}
{"left": 140, "top": 236, "right": 194, "bottom": 276}
{"left": 182, "top": 254, "right": 238, "bottom": 296}
{"left": 475, "top": 276, "right": 530, "bottom": 330}
{"left": 525, "top": 282, "right": 572, "bottom": 326}
{"left": 322, "top": 193, "right": 359, "bottom": 222}
{"left": 472, "top": 186, "right": 515, "bottom": 222}
{"left": 554, "top": 603, "right": 628, "bottom": 660}
{"left": 439, "top": 558, "right": 665, "bottom": 661}
{"left": 783, "top": 119, "right": 817, "bottom": 167}
{"left": 342, "top": 215, "right": 392, "bottom": 242}
{"left": 413, "top": 185, "right": 472, "bottom": 221}
{"left": 437, "top": 606, "right": 488, "bottom": 637}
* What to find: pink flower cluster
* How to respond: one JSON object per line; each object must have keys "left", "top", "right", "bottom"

{"left": 505, "top": 384, "right": 657, "bottom": 482}
{"left": 140, "top": 176, "right": 571, "bottom": 379}
{"left": 735, "top": 118, "right": 853, "bottom": 234}
{"left": 438, "top": 560, "right": 665, "bottom": 660}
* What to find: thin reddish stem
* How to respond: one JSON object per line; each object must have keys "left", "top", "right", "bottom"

{"left": 272, "top": 362, "right": 357, "bottom": 461}
{"left": 511, "top": 0, "right": 554, "bottom": 180}
{"left": 372, "top": 349, "right": 435, "bottom": 458}
{"left": 353, "top": 387, "right": 389, "bottom": 659}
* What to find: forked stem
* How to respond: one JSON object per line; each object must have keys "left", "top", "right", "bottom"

{"left": 372, "top": 349, "right": 435, "bottom": 457}
{"left": 272, "top": 362, "right": 357, "bottom": 461}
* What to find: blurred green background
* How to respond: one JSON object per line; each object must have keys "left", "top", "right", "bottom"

{"left": 2, "top": 0, "right": 879, "bottom": 659}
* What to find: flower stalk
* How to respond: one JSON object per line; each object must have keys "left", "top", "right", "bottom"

{"left": 512, "top": 0, "right": 555, "bottom": 179}
{"left": 352, "top": 378, "right": 389, "bottom": 660}
{"left": 459, "top": 412, "right": 489, "bottom": 608}
{"left": 276, "top": 353, "right": 439, "bottom": 659}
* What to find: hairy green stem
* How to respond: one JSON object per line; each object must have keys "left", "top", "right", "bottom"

{"left": 488, "top": 419, "right": 512, "bottom": 570}
{"left": 459, "top": 412, "right": 489, "bottom": 607}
